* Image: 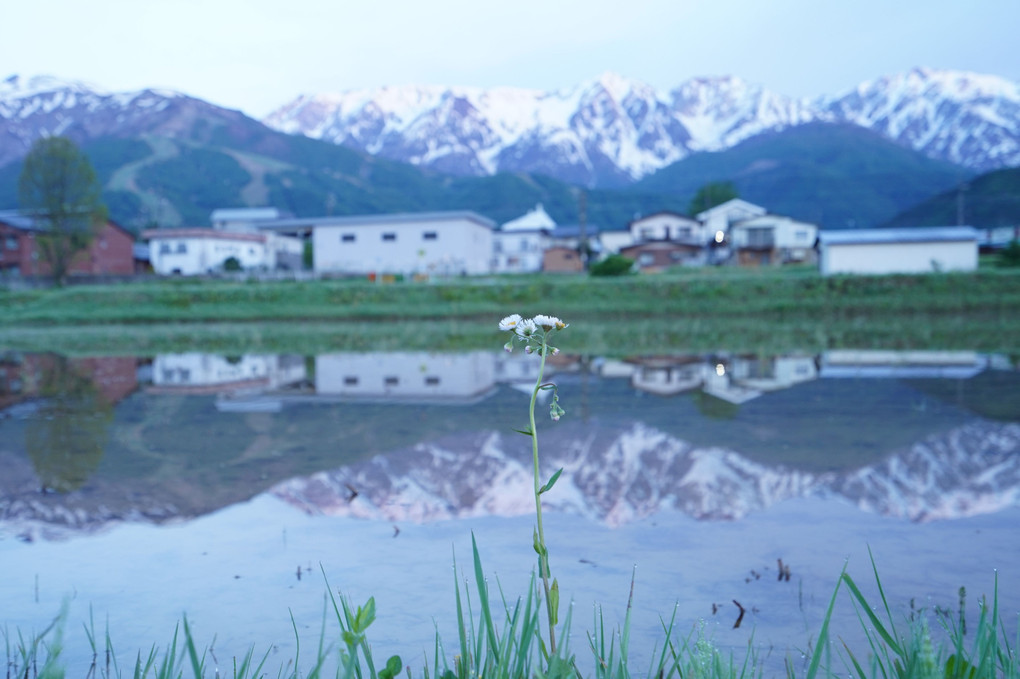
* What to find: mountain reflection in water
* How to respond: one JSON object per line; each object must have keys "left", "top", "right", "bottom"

{"left": 0, "top": 349, "right": 1017, "bottom": 539}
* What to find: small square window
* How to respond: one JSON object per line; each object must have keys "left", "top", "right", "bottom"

{"left": 176, "top": 242, "right": 187, "bottom": 254}
{"left": 423, "top": 231, "right": 437, "bottom": 241}
{"left": 344, "top": 376, "right": 359, "bottom": 386}
{"left": 425, "top": 376, "right": 440, "bottom": 386}
{"left": 384, "top": 376, "right": 399, "bottom": 386}
{"left": 382, "top": 233, "right": 396, "bottom": 242}
{"left": 341, "top": 234, "right": 356, "bottom": 243}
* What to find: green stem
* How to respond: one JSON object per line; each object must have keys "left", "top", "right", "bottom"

{"left": 529, "top": 333, "right": 557, "bottom": 655}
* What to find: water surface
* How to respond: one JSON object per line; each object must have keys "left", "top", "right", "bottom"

{"left": 1, "top": 349, "right": 1018, "bottom": 674}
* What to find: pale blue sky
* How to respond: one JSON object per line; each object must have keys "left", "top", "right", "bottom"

{"left": 3, "top": 0, "right": 1017, "bottom": 118}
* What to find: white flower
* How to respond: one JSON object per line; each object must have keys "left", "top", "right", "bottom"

{"left": 533, "top": 314, "right": 568, "bottom": 331}
{"left": 498, "top": 314, "right": 523, "bottom": 332}
{"left": 515, "top": 318, "right": 537, "bottom": 339}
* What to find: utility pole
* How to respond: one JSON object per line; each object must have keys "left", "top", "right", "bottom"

{"left": 956, "top": 182, "right": 969, "bottom": 226}
{"left": 577, "top": 189, "right": 588, "bottom": 269}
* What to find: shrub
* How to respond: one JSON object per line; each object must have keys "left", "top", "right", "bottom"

{"left": 589, "top": 254, "right": 634, "bottom": 277}
{"left": 223, "top": 256, "right": 243, "bottom": 272}
{"left": 998, "top": 240, "right": 1020, "bottom": 268}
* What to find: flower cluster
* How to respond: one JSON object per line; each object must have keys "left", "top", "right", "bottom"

{"left": 500, "top": 314, "right": 569, "bottom": 421}
{"left": 498, "top": 314, "right": 568, "bottom": 356}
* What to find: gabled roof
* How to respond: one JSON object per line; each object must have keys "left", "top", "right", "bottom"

{"left": 695, "top": 198, "right": 767, "bottom": 221}
{"left": 501, "top": 203, "right": 555, "bottom": 231}
{"left": 628, "top": 210, "right": 698, "bottom": 227}
{"left": 818, "top": 227, "right": 978, "bottom": 245}
{"left": 732, "top": 214, "right": 818, "bottom": 229}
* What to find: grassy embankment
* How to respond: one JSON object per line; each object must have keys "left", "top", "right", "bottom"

{"left": 2, "top": 268, "right": 1018, "bottom": 356}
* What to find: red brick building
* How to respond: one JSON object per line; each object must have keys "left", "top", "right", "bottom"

{"left": 0, "top": 212, "right": 136, "bottom": 277}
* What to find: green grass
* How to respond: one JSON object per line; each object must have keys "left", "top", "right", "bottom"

{"left": 2, "top": 270, "right": 1019, "bottom": 355}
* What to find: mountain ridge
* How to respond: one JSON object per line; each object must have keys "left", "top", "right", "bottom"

{"left": 263, "top": 67, "right": 1020, "bottom": 186}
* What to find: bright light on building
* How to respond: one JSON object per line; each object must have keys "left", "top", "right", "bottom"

{"left": 714, "top": 231, "right": 725, "bottom": 243}
{"left": 715, "top": 363, "right": 726, "bottom": 376}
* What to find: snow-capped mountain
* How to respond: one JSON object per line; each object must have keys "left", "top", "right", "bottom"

{"left": 0, "top": 74, "right": 252, "bottom": 169}
{"left": 264, "top": 68, "right": 1020, "bottom": 185}
{"left": 3, "top": 69, "right": 1019, "bottom": 189}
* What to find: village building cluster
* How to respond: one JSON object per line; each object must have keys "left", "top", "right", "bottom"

{"left": 0, "top": 199, "right": 985, "bottom": 281}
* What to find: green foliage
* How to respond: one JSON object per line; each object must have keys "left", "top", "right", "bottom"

{"left": 222, "top": 256, "right": 242, "bottom": 272}
{"left": 135, "top": 146, "right": 251, "bottom": 224}
{"left": 688, "top": 180, "right": 738, "bottom": 215}
{"left": 997, "top": 240, "right": 1020, "bottom": 268}
{"left": 589, "top": 254, "right": 634, "bottom": 276}
{"left": 18, "top": 136, "right": 108, "bottom": 284}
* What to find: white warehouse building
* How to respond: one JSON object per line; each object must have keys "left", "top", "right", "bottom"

{"left": 307, "top": 211, "right": 495, "bottom": 276}
{"left": 818, "top": 227, "right": 979, "bottom": 275}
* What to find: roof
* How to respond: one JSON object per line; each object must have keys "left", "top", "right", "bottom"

{"left": 549, "top": 224, "right": 600, "bottom": 239}
{"left": 627, "top": 210, "right": 698, "bottom": 226}
{"left": 695, "top": 198, "right": 767, "bottom": 221}
{"left": 142, "top": 228, "right": 266, "bottom": 243}
{"left": 210, "top": 207, "right": 282, "bottom": 223}
{"left": 501, "top": 203, "right": 555, "bottom": 231}
{"left": 0, "top": 210, "right": 45, "bottom": 232}
{"left": 818, "top": 227, "right": 979, "bottom": 245}
{"left": 258, "top": 210, "right": 496, "bottom": 231}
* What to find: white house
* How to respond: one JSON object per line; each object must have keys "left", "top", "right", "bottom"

{"left": 493, "top": 204, "right": 553, "bottom": 274}
{"left": 818, "top": 227, "right": 979, "bottom": 275}
{"left": 151, "top": 353, "right": 306, "bottom": 392}
{"left": 696, "top": 199, "right": 768, "bottom": 244}
{"left": 729, "top": 214, "right": 818, "bottom": 265}
{"left": 629, "top": 211, "right": 704, "bottom": 243}
{"left": 310, "top": 211, "right": 495, "bottom": 276}
{"left": 143, "top": 229, "right": 270, "bottom": 275}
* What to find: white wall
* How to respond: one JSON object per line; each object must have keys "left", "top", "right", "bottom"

{"left": 493, "top": 230, "right": 544, "bottom": 273}
{"left": 314, "top": 216, "right": 493, "bottom": 276}
{"left": 629, "top": 213, "right": 703, "bottom": 242}
{"left": 150, "top": 234, "right": 267, "bottom": 275}
{"left": 821, "top": 240, "right": 977, "bottom": 275}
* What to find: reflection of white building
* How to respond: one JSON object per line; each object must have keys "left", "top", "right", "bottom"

{"left": 820, "top": 350, "right": 987, "bottom": 379}
{"left": 151, "top": 354, "right": 306, "bottom": 393}
{"left": 316, "top": 352, "right": 496, "bottom": 402}
{"left": 599, "top": 354, "right": 818, "bottom": 403}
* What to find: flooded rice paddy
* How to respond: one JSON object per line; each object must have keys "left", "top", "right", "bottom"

{"left": 1, "top": 348, "right": 1018, "bottom": 675}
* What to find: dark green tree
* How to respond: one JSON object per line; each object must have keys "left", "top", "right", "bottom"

{"left": 18, "top": 136, "right": 107, "bottom": 285}
{"left": 688, "top": 181, "right": 739, "bottom": 216}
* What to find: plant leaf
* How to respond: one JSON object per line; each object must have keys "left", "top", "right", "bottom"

{"left": 539, "top": 468, "right": 564, "bottom": 495}
{"left": 513, "top": 428, "right": 534, "bottom": 437}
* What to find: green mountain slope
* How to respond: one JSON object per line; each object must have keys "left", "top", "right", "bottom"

{"left": 631, "top": 122, "right": 974, "bottom": 228}
{"left": 0, "top": 115, "right": 977, "bottom": 234}
{"left": 0, "top": 123, "right": 687, "bottom": 233}
{"left": 882, "top": 166, "right": 1020, "bottom": 229}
